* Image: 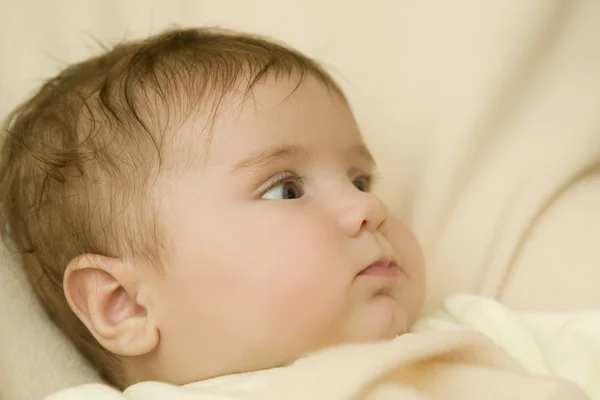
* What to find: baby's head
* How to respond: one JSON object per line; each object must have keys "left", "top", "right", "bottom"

{"left": 0, "top": 28, "right": 425, "bottom": 387}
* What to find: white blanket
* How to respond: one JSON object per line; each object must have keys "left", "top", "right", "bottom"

{"left": 45, "top": 295, "right": 597, "bottom": 399}
{"left": 413, "top": 294, "right": 600, "bottom": 399}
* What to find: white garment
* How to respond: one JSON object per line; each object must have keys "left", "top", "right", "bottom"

{"left": 46, "top": 369, "right": 281, "bottom": 400}
{"left": 412, "top": 294, "right": 600, "bottom": 399}
{"left": 45, "top": 294, "right": 600, "bottom": 399}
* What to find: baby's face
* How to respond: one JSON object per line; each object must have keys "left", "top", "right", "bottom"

{"left": 145, "top": 75, "right": 425, "bottom": 383}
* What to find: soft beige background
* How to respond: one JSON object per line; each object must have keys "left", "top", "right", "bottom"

{"left": 1, "top": 1, "right": 600, "bottom": 399}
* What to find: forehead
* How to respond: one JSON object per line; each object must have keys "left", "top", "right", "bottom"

{"left": 174, "top": 75, "right": 364, "bottom": 168}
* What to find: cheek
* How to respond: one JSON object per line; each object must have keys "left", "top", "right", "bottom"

{"left": 384, "top": 217, "right": 427, "bottom": 318}
{"left": 230, "top": 207, "right": 350, "bottom": 328}
{"left": 238, "top": 205, "right": 340, "bottom": 274}
{"left": 386, "top": 217, "right": 425, "bottom": 277}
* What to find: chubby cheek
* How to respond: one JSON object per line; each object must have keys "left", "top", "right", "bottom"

{"left": 384, "top": 216, "right": 427, "bottom": 322}
{"left": 235, "top": 209, "right": 350, "bottom": 335}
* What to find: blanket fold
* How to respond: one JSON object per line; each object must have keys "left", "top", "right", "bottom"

{"left": 252, "top": 330, "right": 588, "bottom": 400}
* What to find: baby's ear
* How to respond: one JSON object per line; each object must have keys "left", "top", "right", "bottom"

{"left": 63, "top": 254, "right": 159, "bottom": 356}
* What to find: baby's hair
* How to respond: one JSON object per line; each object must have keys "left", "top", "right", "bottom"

{"left": 0, "top": 27, "right": 343, "bottom": 387}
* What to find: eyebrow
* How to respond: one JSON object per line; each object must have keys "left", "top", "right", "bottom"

{"left": 231, "top": 145, "right": 307, "bottom": 172}
{"left": 350, "top": 144, "right": 376, "bottom": 167}
{"left": 230, "top": 143, "right": 376, "bottom": 172}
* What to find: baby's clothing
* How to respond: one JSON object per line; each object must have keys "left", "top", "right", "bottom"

{"left": 50, "top": 369, "right": 280, "bottom": 400}
{"left": 46, "top": 294, "right": 598, "bottom": 400}
{"left": 412, "top": 294, "right": 600, "bottom": 398}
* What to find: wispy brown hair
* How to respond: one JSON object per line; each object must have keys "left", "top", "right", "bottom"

{"left": 0, "top": 27, "right": 344, "bottom": 387}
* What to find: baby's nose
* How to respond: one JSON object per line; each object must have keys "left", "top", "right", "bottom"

{"left": 337, "top": 190, "right": 386, "bottom": 237}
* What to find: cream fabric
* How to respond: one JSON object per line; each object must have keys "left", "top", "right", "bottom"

{"left": 45, "top": 330, "right": 589, "bottom": 400}
{"left": 413, "top": 294, "right": 600, "bottom": 399}
{"left": 46, "top": 294, "right": 600, "bottom": 400}
{"left": 1, "top": 1, "right": 600, "bottom": 399}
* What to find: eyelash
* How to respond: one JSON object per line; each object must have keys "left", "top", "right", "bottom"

{"left": 354, "top": 174, "right": 374, "bottom": 192}
{"left": 261, "top": 172, "right": 304, "bottom": 195}
{"left": 259, "top": 171, "right": 377, "bottom": 197}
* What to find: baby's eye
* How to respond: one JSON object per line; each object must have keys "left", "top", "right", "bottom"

{"left": 261, "top": 181, "right": 304, "bottom": 200}
{"left": 352, "top": 175, "right": 372, "bottom": 192}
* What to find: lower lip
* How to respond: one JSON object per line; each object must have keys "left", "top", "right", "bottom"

{"left": 358, "top": 263, "right": 401, "bottom": 277}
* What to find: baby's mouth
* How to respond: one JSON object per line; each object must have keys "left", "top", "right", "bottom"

{"left": 357, "top": 258, "right": 400, "bottom": 277}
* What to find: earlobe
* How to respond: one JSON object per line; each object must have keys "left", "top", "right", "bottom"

{"left": 64, "top": 254, "right": 159, "bottom": 356}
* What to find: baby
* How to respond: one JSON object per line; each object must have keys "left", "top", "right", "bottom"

{"left": 0, "top": 27, "right": 426, "bottom": 393}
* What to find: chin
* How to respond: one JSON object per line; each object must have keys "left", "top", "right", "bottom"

{"left": 353, "top": 295, "right": 408, "bottom": 342}
{"left": 356, "top": 324, "right": 404, "bottom": 344}
{"left": 377, "top": 316, "right": 407, "bottom": 341}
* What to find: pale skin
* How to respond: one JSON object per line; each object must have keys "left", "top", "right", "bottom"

{"left": 63, "top": 74, "right": 426, "bottom": 386}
